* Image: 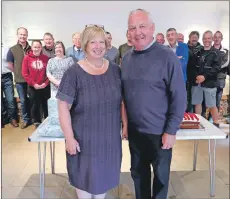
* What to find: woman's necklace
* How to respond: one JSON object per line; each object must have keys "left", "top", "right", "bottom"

{"left": 85, "top": 57, "right": 105, "bottom": 70}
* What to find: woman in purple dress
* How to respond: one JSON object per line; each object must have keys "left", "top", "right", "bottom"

{"left": 56, "top": 25, "right": 127, "bottom": 199}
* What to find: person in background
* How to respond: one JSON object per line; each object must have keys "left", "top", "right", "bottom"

{"left": 104, "top": 31, "right": 119, "bottom": 63}
{"left": 42, "top": 32, "right": 55, "bottom": 58}
{"left": 7, "top": 27, "right": 31, "bottom": 129}
{"left": 186, "top": 31, "right": 203, "bottom": 113}
{"left": 116, "top": 30, "right": 132, "bottom": 65}
{"left": 155, "top": 33, "right": 165, "bottom": 45}
{"left": 2, "top": 44, "right": 18, "bottom": 127}
{"left": 166, "top": 28, "right": 189, "bottom": 83}
{"left": 177, "top": 33, "right": 184, "bottom": 43}
{"left": 66, "top": 32, "right": 85, "bottom": 62}
{"left": 57, "top": 25, "right": 127, "bottom": 199}
{"left": 213, "top": 31, "right": 229, "bottom": 112}
{"left": 122, "top": 9, "right": 186, "bottom": 199}
{"left": 22, "top": 40, "right": 50, "bottom": 128}
{"left": 47, "top": 41, "right": 75, "bottom": 97}
{"left": 191, "top": 30, "right": 221, "bottom": 127}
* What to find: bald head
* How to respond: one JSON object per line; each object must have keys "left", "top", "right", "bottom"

{"left": 72, "top": 32, "right": 81, "bottom": 48}
{"left": 128, "top": 9, "right": 155, "bottom": 50}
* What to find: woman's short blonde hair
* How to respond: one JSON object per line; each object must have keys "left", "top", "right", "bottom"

{"left": 81, "top": 26, "right": 108, "bottom": 52}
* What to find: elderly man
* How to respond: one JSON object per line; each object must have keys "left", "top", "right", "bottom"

{"left": 177, "top": 33, "right": 184, "bottom": 43}
{"left": 121, "top": 9, "right": 186, "bottom": 199}
{"left": 66, "top": 32, "right": 85, "bottom": 62}
{"left": 155, "top": 33, "right": 165, "bottom": 44}
{"left": 166, "top": 28, "right": 189, "bottom": 83}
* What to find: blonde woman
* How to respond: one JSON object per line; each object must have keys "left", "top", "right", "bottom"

{"left": 56, "top": 25, "right": 127, "bottom": 199}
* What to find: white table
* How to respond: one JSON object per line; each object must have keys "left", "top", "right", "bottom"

{"left": 28, "top": 115, "right": 228, "bottom": 199}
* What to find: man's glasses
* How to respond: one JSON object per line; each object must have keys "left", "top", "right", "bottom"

{"left": 85, "top": 24, "right": 104, "bottom": 30}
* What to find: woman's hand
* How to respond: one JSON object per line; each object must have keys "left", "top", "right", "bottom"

{"left": 40, "top": 83, "right": 46, "bottom": 89}
{"left": 65, "top": 137, "right": 81, "bottom": 155}
{"left": 34, "top": 84, "right": 41, "bottom": 89}
{"left": 122, "top": 124, "right": 128, "bottom": 140}
{"left": 55, "top": 80, "right": 61, "bottom": 87}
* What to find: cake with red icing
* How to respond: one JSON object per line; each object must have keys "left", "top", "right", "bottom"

{"left": 180, "top": 112, "right": 200, "bottom": 129}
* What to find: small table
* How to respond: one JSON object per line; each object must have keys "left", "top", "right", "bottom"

{"left": 28, "top": 115, "right": 228, "bottom": 199}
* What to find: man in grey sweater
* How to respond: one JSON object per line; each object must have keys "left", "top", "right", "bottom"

{"left": 121, "top": 9, "right": 186, "bottom": 199}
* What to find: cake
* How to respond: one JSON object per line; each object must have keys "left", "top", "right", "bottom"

{"left": 180, "top": 112, "right": 200, "bottom": 129}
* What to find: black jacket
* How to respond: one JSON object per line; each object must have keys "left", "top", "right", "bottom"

{"left": 216, "top": 45, "right": 229, "bottom": 79}
{"left": 187, "top": 42, "right": 203, "bottom": 82}
{"left": 193, "top": 46, "right": 221, "bottom": 88}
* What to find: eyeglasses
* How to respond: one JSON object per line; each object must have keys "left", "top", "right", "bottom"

{"left": 85, "top": 24, "right": 104, "bottom": 30}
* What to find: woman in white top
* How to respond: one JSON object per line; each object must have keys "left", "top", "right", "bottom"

{"left": 46, "top": 41, "right": 75, "bottom": 97}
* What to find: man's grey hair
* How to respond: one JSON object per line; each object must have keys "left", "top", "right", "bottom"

{"left": 203, "top": 30, "right": 213, "bottom": 39}
{"left": 128, "top": 8, "right": 154, "bottom": 24}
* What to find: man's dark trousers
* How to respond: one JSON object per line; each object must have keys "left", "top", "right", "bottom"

{"left": 128, "top": 127, "right": 172, "bottom": 199}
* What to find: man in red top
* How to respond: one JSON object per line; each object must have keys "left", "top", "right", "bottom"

{"left": 22, "top": 40, "right": 50, "bottom": 128}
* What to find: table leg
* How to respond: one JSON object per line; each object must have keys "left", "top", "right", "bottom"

{"left": 50, "top": 142, "right": 53, "bottom": 174}
{"left": 208, "top": 139, "right": 216, "bottom": 197}
{"left": 193, "top": 140, "right": 199, "bottom": 171}
{"left": 52, "top": 142, "right": 55, "bottom": 174}
{"left": 38, "top": 142, "right": 47, "bottom": 199}
{"left": 50, "top": 142, "right": 56, "bottom": 174}
{"left": 38, "top": 143, "right": 42, "bottom": 199}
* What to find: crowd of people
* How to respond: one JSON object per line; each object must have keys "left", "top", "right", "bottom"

{"left": 1, "top": 8, "right": 229, "bottom": 199}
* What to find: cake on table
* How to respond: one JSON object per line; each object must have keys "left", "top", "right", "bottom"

{"left": 180, "top": 112, "right": 200, "bottom": 129}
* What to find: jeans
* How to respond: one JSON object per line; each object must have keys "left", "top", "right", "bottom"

{"left": 186, "top": 81, "right": 193, "bottom": 113}
{"left": 1, "top": 73, "right": 17, "bottom": 122}
{"left": 15, "top": 82, "right": 30, "bottom": 123}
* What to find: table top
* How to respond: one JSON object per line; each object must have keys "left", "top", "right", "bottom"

{"left": 28, "top": 115, "right": 228, "bottom": 143}
{"left": 176, "top": 115, "right": 228, "bottom": 140}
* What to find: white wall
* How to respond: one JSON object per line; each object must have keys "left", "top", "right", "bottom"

{"left": 2, "top": 1, "right": 229, "bottom": 48}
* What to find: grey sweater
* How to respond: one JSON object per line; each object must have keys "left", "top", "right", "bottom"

{"left": 121, "top": 41, "right": 187, "bottom": 135}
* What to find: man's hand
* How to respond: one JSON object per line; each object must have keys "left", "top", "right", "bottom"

{"left": 162, "top": 133, "right": 176, "bottom": 149}
{"left": 177, "top": 56, "right": 183, "bottom": 59}
{"left": 196, "top": 75, "right": 205, "bottom": 84}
